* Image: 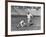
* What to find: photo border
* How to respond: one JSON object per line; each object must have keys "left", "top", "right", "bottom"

{"left": 5, "top": 0, "right": 45, "bottom": 36}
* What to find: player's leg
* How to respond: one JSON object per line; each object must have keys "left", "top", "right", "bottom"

{"left": 17, "top": 24, "right": 19, "bottom": 28}
{"left": 17, "top": 24, "right": 20, "bottom": 29}
{"left": 28, "top": 18, "right": 30, "bottom": 23}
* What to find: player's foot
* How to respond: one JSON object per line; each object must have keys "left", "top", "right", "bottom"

{"left": 29, "top": 23, "right": 34, "bottom": 26}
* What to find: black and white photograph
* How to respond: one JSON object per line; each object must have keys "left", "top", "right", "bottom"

{"left": 11, "top": 6, "right": 41, "bottom": 31}
{"left": 8, "top": 2, "right": 45, "bottom": 35}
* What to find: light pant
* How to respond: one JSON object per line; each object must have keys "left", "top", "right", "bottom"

{"left": 28, "top": 18, "right": 30, "bottom": 23}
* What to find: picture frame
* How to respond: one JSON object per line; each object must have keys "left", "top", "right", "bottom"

{"left": 5, "top": 1, "right": 45, "bottom": 36}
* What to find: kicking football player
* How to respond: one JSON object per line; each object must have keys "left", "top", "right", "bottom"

{"left": 27, "top": 12, "right": 32, "bottom": 23}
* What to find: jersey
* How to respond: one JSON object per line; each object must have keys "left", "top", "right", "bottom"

{"left": 27, "top": 13, "right": 32, "bottom": 18}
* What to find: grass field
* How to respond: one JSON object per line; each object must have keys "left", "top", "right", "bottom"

{"left": 11, "top": 15, "right": 41, "bottom": 31}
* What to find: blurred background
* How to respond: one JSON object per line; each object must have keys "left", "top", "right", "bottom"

{"left": 11, "top": 6, "right": 41, "bottom": 16}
